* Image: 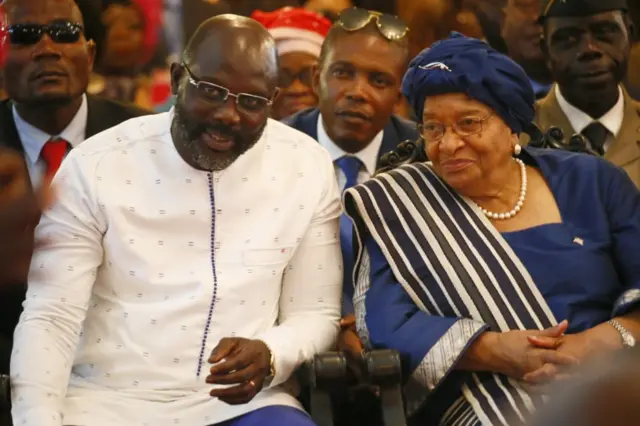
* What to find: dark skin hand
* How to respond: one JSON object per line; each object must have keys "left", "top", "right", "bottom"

{"left": 459, "top": 320, "right": 579, "bottom": 386}
{"left": 526, "top": 312, "right": 640, "bottom": 384}
{"left": 338, "top": 314, "right": 363, "bottom": 357}
{"left": 207, "top": 337, "right": 272, "bottom": 405}
{"left": 0, "top": 148, "right": 50, "bottom": 286}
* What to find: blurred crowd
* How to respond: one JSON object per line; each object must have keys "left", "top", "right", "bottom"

{"left": 2, "top": 0, "right": 636, "bottom": 114}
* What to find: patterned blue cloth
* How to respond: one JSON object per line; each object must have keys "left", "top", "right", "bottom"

{"left": 401, "top": 32, "right": 535, "bottom": 134}
{"left": 335, "top": 156, "right": 363, "bottom": 314}
{"left": 362, "top": 148, "right": 640, "bottom": 423}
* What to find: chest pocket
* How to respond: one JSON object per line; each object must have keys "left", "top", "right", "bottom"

{"left": 242, "top": 247, "right": 295, "bottom": 266}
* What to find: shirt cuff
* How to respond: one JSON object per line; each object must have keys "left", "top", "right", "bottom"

{"left": 10, "top": 405, "right": 63, "bottom": 426}
{"left": 403, "top": 318, "right": 488, "bottom": 416}
{"left": 256, "top": 331, "right": 296, "bottom": 388}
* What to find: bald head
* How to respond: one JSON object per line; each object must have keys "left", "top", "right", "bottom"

{"left": 4, "top": 0, "right": 84, "bottom": 25}
{"left": 183, "top": 14, "right": 279, "bottom": 86}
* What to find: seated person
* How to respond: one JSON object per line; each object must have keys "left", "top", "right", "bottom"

{"left": 10, "top": 15, "right": 342, "bottom": 426}
{"left": 251, "top": 7, "right": 332, "bottom": 120}
{"left": 283, "top": 9, "right": 417, "bottom": 354}
{"left": 344, "top": 33, "right": 640, "bottom": 425}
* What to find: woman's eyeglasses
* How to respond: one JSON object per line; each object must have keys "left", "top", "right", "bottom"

{"left": 183, "top": 63, "right": 277, "bottom": 114}
{"left": 336, "top": 8, "right": 409, "bottom": 41}
{"left": 419, "top": 115, "right": 493, "bottom": 143}
{"left": 9, "top": 21, "right": 84, "bottom": 45}
{"left": 278, "top": 67, "right": 313, "bottom": 89}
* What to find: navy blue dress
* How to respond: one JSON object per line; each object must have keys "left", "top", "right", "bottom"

{"left": 363, "top": 148, "right": 640, "bottom": 424}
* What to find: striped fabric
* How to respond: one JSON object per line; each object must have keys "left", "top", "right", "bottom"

{"left": 344, "top": 162, "right": 557, "bottom": 425}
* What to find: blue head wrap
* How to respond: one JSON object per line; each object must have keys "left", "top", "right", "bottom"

{"left": 401, "top": 33, "right": 535, "bottom": 135}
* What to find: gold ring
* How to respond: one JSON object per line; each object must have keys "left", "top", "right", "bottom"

{"left": 248, "top": 380, "right": 256, "bottom": 388}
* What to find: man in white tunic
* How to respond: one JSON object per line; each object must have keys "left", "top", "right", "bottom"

{"left": 10, "top": 14, "right": 342, "bottom": 426}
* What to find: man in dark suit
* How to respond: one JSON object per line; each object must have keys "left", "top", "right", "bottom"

{"left": 0, "top": 0, "right": 147, "bottom": 376}
{"left": 282, "top": 11, "right": 418, "bottom": 355}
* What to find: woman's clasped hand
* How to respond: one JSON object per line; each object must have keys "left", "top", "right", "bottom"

{"left": 460, "top": 321, "right": 579, "bottom": 388}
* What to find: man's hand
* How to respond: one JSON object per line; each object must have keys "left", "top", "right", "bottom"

{"left": 0, "top": 148, "right": 50, "bottom": 286}
{"left": 338, "top": 314, "right": 363, "bottom": 357}
{"left": 206, "top": 337, "right": 272, "bottom": 405}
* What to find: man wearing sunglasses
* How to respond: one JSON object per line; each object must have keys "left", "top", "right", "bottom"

{"left": 283, "top": 8, "right": 418, "bottom": 354}
{"left": 10, "top": 13, "right": 341, "bottom": 426}
{"left": 0, "top": 0, "right": 147, "bottom": 186}
{"left": 0, "top": 0, "right": 147, "bottom": 389}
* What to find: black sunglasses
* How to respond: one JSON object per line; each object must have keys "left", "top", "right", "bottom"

{"left": 9, "top": 21, "right": 84, "bottom": 46}
{"left": 337, "top": 8, "right": 409, "bottom": 41}
{"left": 279, "top": 67, "right": 313, "bottom": 88}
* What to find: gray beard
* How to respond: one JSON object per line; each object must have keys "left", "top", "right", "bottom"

{"left": 170, "top": 107, "right": 264, "bottom": 172}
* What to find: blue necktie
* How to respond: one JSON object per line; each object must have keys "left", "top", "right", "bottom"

{"left": 335, "top": 156, "right": 363, "bottom": 315}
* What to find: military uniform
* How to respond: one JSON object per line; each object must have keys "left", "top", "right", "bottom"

{"left": 534, "top": 0, "right": 640, "bottom": 187}
{"left": 535, "top": 86, "right": 640, "bottom": 187}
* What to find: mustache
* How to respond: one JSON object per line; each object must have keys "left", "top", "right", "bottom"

{"left": 180, "top": 116, "right": 239, "bottom": 141}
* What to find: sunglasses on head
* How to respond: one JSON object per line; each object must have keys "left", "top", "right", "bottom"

{"left": 337, "top": 8, "right": 409, "bottom": 41}
{"left": 8, "top": 21, "right": 84, "bottom": 46}
{"left": 278, "top": 67, "right": 313, "bottom": 88}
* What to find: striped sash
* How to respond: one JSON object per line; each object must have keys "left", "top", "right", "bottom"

{"left": 344, "top": 162, "right": 557, "bottom": 425}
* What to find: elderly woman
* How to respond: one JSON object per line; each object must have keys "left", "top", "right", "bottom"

{"left": 344, "top": 33, "right": 640, "bottom": 425}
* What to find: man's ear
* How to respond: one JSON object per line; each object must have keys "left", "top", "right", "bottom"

{"left": 626, "top": 15, "right": 637, "bottom": 42}
{"left": 499, "top": 5, "right": 508, "bottom": 39}
{"left": 311, "top": 63, "right": 321, "bottom": 97}
{"left": 539, "top": 28, "right": 550, "bottom": 61}
{"left": 169, "top": 62, "right": 183, "bottom": 96}
{"left": 86, "top": 39, "right": 97, "bottom": 73}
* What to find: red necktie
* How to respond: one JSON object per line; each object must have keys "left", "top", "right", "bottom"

{"left": 40, "top": 138, "right": 69, "bottom": 182}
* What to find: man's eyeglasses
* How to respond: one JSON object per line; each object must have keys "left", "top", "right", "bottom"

{"left": 337, "top": 8, "right": 409, "bottom": 41}
{"left": 418, "top": 115, "right": 493, "bottom": 143}
{"left": 9, "top": 21, "right": 84, "bottom": 45}
{"left": 183, "top": 63, "right": 276, "bottom": 114}
{"left": 279, "top": 67, "right": 313, "bottom": 88}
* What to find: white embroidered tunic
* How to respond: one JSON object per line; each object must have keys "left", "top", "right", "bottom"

{"left": 10, "top": 111, "right": 343, "bottom": 426}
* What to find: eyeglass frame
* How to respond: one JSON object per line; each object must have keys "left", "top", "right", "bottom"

{"left": 418, "top": 114, "right": 494, "bottom": 143}
{"left": 336, "top": 8, "right": 409, "bottom": 41}
{"left": 182, "top": 63, "right": 279, "bottom": 114}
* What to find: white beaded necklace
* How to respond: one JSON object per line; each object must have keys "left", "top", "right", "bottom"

{"left": 478, "top": 158, "right": 527, "bottom": 220}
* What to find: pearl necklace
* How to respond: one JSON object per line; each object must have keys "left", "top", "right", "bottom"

{"left": 478, "top": 158, "right": 527, "bottom": 220}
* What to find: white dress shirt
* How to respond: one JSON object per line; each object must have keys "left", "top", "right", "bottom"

{"left": 316, "top": 113, "right": 384, "bottom": 189}
{"left": 12, "top": 94, "right": 88, "bottom": 186}
{"left": 11, "top": 111, "right": 343, "bottom": 426}
{"left": 555, "top": 85, "right": 624, "bottom": 153}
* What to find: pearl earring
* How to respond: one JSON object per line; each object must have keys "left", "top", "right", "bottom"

{"left": 513, "top": 144, "right": 522, "bottom": 156}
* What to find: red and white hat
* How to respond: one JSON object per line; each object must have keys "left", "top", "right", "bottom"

{"left": 252, "top": 7, "right": 332, "bottom": 58}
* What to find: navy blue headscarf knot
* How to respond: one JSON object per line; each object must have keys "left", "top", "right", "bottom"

{"left": 402, "top": 33, "right": 535, "bottom": 135}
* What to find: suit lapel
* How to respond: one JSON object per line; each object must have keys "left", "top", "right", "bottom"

{"left": 605, "top": 89, "right": 640, "bottom": 168}
{"left": 0, "top": 100, "right": 25, "bottom": 154}
{"left": 85, "top": 95, "right": 102, "bottom": 139}
{"left": 535, "top": 85, "right": 576, "bottom": 139}
{"left": 299, "top": 108, "right": 320, "bottom": 141}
